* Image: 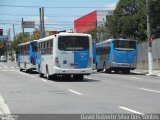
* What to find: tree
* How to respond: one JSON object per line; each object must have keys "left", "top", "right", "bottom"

{"left": 106, "top": 0, "right": 160, "bottom": 42}
{"left": 11, "top": 29, "right": 41, "bottom": 52}
{"left": 150, "top": 0, "right": 160, "bottom": 39}
{"left": 106, "top": 0, "right": 147, "bottom": 42}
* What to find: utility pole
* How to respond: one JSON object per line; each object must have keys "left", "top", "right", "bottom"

{"left": 22, "top": 18, "right": 25, "bottom": 37}
{"left": 39, "top": 8, "right": 42, "bottom": 38}
{"left": 13, "top": 24, "right": 16, "bottom": 40}
{"left": 39, "top": 7, "right": 45, "bottom": 38}
{"left": 42, "top": 7, "right": 45, "bottom": 37}
{"left": 146, "top": 0, "right": 153, "bottom": 75}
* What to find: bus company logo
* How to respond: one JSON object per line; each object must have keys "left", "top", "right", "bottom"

{"left": 80, "top": 52, "right": 87, "bottom": 56}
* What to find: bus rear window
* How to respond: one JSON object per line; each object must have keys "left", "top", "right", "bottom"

{"left": 114, "top": 40, "right": 136, "bottom": 50}
{"left": 58, "top": 36, "right": 89, "bottom": 51}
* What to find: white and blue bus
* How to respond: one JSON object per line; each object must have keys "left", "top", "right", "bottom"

{"left": 18, "top": 40, "right": 37, "bottom": 72}
{"left": 36, "top": 33, "right": 93, "bottom": 80}
{"left": 96, "top": 39, "right": 137, "bottom": 74}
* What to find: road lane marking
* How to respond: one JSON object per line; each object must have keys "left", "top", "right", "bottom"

{"left": 16, "top": 71, "right": 28, "bottom": 76}
{"left": 4, "top": 66, "right": 8, "bottom": 68}
{"left": 68, "top": 89, "right": 82, "bottom": 95}
{"left": 119, "top": 106, "right": 143, "bottom": 114}
{"left": 0, "top": 94, "right": 11, "bottom": 114}
{"left": 11, "top": 67, "right": 14, "bottom": 69}
{"left": 84, "top": 76, "right": 92, "bottom": 80}
{"left": 41, "top": 79, "right": 47, "bottom": 82}
{"left": 0, "top": 67, "right": 2, "bottom": 68}
{"left": 140, "top": 88, "right": 160, "bottom": 93}
{"left": 131, "top": 77, "right": 142, "bottom": 80}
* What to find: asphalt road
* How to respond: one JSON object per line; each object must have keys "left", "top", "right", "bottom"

{"left": 0, "top": 61, "right": 160, "bottom": 115}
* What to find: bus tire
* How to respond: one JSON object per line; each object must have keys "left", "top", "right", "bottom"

{"left": 20, "top": 68, "right": 23, "bottom": 72}
{"left": 39, "top": 72, "right": 44, "bottom": 78}
{"left": 123, "top": 69, "right": 130, "bottom": 74}
{"left": 115, "top": 70, "right": 119, "bottom": 73}
{"left": 106, "top": 69, "right": 111, "bottom": 74}
{"left": 97, "top": 69, "right": 101, "bottom": 72}
{"left": 73, "top": 75, "right": 84, "bottom": 80}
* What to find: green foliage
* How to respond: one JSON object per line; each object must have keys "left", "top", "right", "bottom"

{"left": 106, "top": 0, "right": 147, "bottom": 42}
{"left": 150, "top": 0, "right": 160, "bottom": 38}
{"left": 11, "top": 29, "right": 41, "bottom": 51}
{"left": 106, "top": 0, "right": 160, "bottom": 42}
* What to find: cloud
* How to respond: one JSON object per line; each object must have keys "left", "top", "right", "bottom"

{"left": 105, "top": 3, "right": 117, "bottom": 10}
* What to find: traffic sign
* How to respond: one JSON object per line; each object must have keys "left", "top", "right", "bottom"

{"left": 22, "top": 21, "right": 35, "bottom": 28}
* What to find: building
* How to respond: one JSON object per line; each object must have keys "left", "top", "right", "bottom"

{"left": 74, "top": 10, "right": 113, "bottom": 33}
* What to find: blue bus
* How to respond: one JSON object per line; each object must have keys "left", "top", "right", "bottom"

{"left": 96, "top": 39, "right": 137, "bottom": 73}
{"left": 36, "top": 33, "right": 93, "bottom": 80}
{"left": 18, "top": 40, "right": 37, "bottom": 73}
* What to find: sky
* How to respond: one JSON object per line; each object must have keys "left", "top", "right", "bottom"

{"left": 0, "top": 0, "right": 119, "bottom": 40}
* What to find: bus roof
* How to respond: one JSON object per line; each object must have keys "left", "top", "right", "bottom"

{"left": 37, "top": 32, "right": 91, "bottom": 43}
{"left": 96, "top": 39, "right": 136, "bottom": 45}
{"left": 18, "top": 40, "right": 38, "bottom": 46}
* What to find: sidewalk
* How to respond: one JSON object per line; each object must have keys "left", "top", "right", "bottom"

{"left": 131, "top": 69, "right": 160, "bottom": 77}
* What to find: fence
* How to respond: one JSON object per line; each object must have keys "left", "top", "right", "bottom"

{"left": 137, "top": 38, "right": 160, "bottom": 70}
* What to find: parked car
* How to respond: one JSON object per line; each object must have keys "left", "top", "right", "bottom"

{"left": 0, "top": 56, "right": 7, "bottom": 62}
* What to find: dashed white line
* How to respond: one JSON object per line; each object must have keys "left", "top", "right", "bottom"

{"left": 15, "top": 71, "right": 29, "bottom": 76}
{"left": 131, "top": 77, "right": 142, "bottom": 80}
{"left": 0, "top": 94, "right": 11, "bottom": 114}
{"left": 41, "top": 79, "right": 47, "bottom": 82}
{"left": 68, "top": 89, "right": 82, "bottom": 95}
{"left": 4, "top": 66, "right": 8, "bottom": 68}
{"left": 11, "top": 67, "right": 14, "bottom": 69}
{"left": 140, "top": 88, "right": 160, "bottom": 93}
{"left": 119, "top": 106, "right": 143, "bottom": 114}
{"left": 84, "top": 76, "right": 92, "bottom": 80}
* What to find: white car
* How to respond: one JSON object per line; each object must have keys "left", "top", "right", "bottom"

{"left": 0, "top": 56, "right": 7, "bottom": 62}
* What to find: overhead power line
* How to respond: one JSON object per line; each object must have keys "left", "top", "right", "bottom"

{"left": 0, "top": 4, "right": 114, "bottom": 9}
{"left": 0, "top": 4, "right": 40, "bottom": 8}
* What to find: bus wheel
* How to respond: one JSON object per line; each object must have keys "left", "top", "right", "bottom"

{"left": 105, "top": 69, "right": 111, "bottom": 74}
{"left": 123, "top": 69, "right": 130, "bottom": 74}
{"left": 46, "top": 66, "right": 51, "bottom": 80}
{"left": 39, "top": 72, "right": 44, "bottom": 78}
{"left": 97, "top": 69, "right": 101, "bottom": 72}
{"left": 74, "top": 75, "right": 84, "bottom": 80}
{"left": 20, "top": 68, "right": 23, "bottom": 72}
{"left": 115, "top": 70, "right": 119, "bottom": 74}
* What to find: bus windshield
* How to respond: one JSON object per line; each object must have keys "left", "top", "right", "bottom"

{"left": 58, "top": 36, "right": 89, "bottom": 51}
{"left": 31, "top": 41, "right": 37, "bottom": 52}
{"left": 114, "top": 40, "right": 136, "bottom": 51}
